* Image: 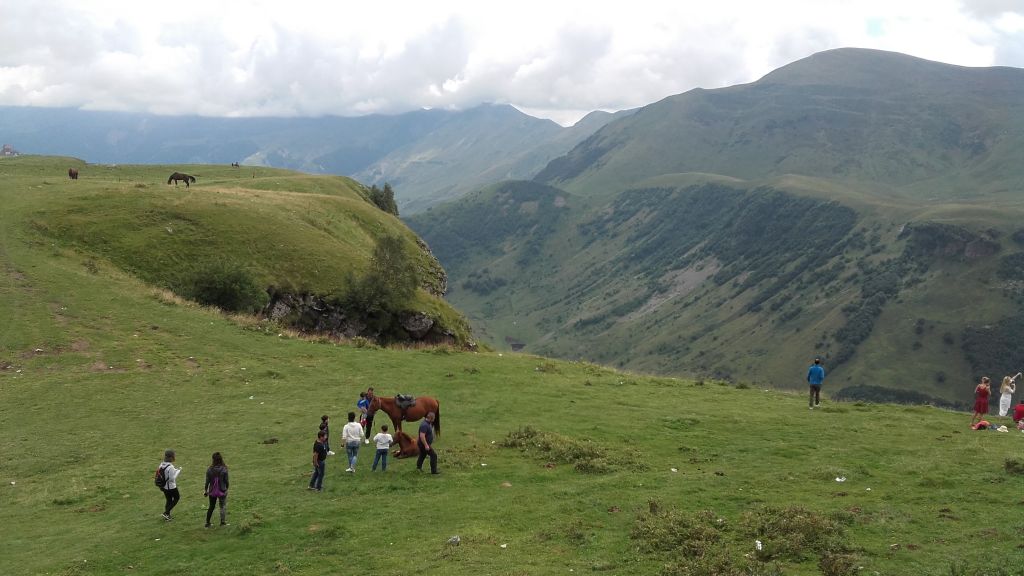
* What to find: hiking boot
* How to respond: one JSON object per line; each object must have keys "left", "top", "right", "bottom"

{"left": 204, "top": 523, "right": 211, "bottom": 528}
{"left": 220, "top": 522, "right": 229, "bottom": 526}
{"left": 162, "top": 513, "right": 171, "bottom": 521}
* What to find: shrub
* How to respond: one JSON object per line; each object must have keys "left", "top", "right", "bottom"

{"left": 1005, "top": 458, "right": 1024, "bottom": 476}
{"left": 631, "top": 508, "right": 726, "bottom": 558}
{"left": 188, "top": 260, "right": 268, "bottom": 312}
{"left": 740, "top": 506, "right": 844, "bottom": 561}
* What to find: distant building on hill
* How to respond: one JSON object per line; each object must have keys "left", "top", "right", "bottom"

{"left": 1, "top": 144, "right": 19, "bottom": 156}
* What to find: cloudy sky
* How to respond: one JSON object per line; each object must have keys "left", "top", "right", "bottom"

{"left": 1, "top": 0, "right": 1022, "bottom": 125}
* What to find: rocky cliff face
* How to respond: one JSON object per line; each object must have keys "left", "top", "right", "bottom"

{"left": 259, "top": 236, "right": 461, "bottom": 345}
{"left": 263, "top": 291, "right": 459, "bottom": 345}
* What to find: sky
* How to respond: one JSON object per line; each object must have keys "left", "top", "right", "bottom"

{"left": 1, "top": 0, "right": 1023, "bottom": 125}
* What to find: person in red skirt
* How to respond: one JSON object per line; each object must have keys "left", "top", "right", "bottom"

{"left": 971, "top": 376, "right": 991, "bottom": 427}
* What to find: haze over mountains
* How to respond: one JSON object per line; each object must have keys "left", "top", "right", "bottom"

{"left": 0, "top": 103, "right": 627, "bottom": 213}
{"left": 410, "top": 48, "right": 1024, "bottom": 405}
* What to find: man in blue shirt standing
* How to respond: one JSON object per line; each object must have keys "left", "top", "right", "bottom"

{"left": 416, "top": 412, "right": 439, "bottom": 475}
{"left": 807, "top": 358, "right": 826, "bottom": 409}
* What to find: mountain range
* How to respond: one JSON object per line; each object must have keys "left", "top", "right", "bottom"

{"left": 410, "top": 48, "right": 1024, "bottom": 405}
{"left": 0, "top": 103, "right": 626, "bottom": 213}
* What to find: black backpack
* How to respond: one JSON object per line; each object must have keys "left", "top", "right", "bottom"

{"left": 154, "top": 464, "right": 168, "bottom": 489}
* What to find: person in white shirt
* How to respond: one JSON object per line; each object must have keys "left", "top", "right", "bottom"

{"left": 159, "top": 449, "right": 182, "bottom": 521}
{"left": 341, "top": 411, "right": 365, "bottom": 472}
{"left": 999, "top": 373, "right": 1019, "bottom": 417}
{"left": 371, "top": 425, "right": 395, "bottom": 472}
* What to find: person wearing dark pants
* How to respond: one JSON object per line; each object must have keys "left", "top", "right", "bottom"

{"left": 204, "top": 452, "right": 230, "bottom": 527}
{"left": 807, "top": 357, "right": 826, "bottom": 409}
{"left": 309, "top": 430, "right": 328, "bottom": 491}
{"left": 159, "top": 449, "right": 181, "bottom": 521}
{"left": 416, "top": 412, "right": 439, "bottom": 474}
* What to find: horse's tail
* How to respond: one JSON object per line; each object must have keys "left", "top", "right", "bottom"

{"left": 433, "top": 404, "right": 441, "bottom": 437}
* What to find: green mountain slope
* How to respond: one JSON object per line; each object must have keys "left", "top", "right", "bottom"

{"left": 536, "top": 48, "right": 1024, "bottom": 201}
{"left": 1, "top": 154, "right": 1022, "bottom": 575}
{"left": 411, "top": 49, "right": 1024, "bottom": 405}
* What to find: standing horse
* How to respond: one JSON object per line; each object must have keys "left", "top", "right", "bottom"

{"left": 68, "top": 168, "right": 78, "bottom": 180}
{"left": 368, "top": 396, "right": 441, "bottom": 437}
{"left": 167, "top": 172, "right": 196, "bottom": 187}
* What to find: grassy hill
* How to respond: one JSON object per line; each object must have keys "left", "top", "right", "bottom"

{"left": 410, "top": 49, "right": 1024, "bottom": 406}
{"left": 4, "top": 156, "right": 468, "bottom": 344}
{"left": 1, "top": 155, "right": 1023, "bottom": 575}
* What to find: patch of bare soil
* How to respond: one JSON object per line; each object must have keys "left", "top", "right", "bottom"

{"left": 71, "top": 339, "right": 89, "bottom": 352}
{"left": 622, "top": 258, "right": 722, "bottom": 322}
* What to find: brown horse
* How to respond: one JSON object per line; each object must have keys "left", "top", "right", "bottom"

{"left": 68, "top": 168, "right": 78, "bottom": 180}
{"left": 167, "top": 172, "right": 196, "bottom": 187}
{"left": 368, "top": 395, "right": 441, "bottom": 437}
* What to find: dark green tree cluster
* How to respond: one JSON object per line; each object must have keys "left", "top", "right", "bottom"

{"left": 187, "top": 259, "right": 269, "bottom": 313}
{"left": 367, "top": 183, "right": 398, "bottom": 216}
{"left": 345, "top": 235, "right": 418, "bottom": 314}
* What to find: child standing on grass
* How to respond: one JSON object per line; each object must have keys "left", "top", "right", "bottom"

{"left": 204, "top": 452, "right": 229, "bottom": 527}
{"left": 159, "top": 449, "right": 181, "bottom": 521}
{"left": 357, "top": 392, "right": 370, "bottom": 438}
{"left": 998, "top": 374, "right": 1019, "bottom": 417}
{"left": 971, "top": 377, "right": 991, "bottom": 427}
{"left": 319, "top": 414, "right": 334, "bottom": 456}
{"left": 371, "top": 424, "right": 394, "bottom": 472}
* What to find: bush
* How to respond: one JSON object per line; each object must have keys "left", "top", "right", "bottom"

{"left": 187, "top": 260, "right": 268, "bottom": 312}
{"left": 631, "top": 508, "right": 726, "bottom": 557}
{"left": 740, "top": 506, "right": 843, "bottom": 561}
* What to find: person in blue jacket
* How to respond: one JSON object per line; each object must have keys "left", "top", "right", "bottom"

{"left": 807, "top": 358, "right": 826, "bottom": 409}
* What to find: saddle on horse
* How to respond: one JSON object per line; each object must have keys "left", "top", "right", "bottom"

{"left": 395, "top": 394, "right": 416, "bottom": 420}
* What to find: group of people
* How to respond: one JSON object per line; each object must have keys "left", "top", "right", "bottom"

{"left": 156, "top": 450, "right": 230, "bottom": 528}
{"left": 157, "top": 386, "right": 440, "bottom": 524}
{"left": 309, "top": 387, "right": 439, "bottom": 492}
{"left": 971, "top": 373, "right": 1024, "bottom": 429}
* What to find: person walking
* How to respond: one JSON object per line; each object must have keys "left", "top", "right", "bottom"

{"left": 998, "top": 373, "right": 1019, "bottom": 417}
{"left": 807, "top": 358, "right": 826, "bottom": 409}
{"left": 342, "top": 411, "right": 365, "bottom": 473}
{"left": 971, "top": 377, "right": 991, "bottom": 427}
{"left": 309, "top": 430, "right": 328, "bottom": 491}
{"left": 158, "top": 449, "right": 181, "bottom": 521}
{"left": 203, "top": 452, "right": 229, "bottom": 527}
{"left": 371, "top": 424, "right": 394, "bottom": 472}
{"left": 416, "top": 412, "right": 439, "bottom": 475}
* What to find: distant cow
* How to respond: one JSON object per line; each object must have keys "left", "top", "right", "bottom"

{"left": 167, "top": 172, "right": 196, "bottom": 187}
{"left": 68, "top": 168, "right": 78, "bottom": 180}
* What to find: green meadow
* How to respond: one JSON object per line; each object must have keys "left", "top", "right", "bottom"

{"left": 1, "top": 157, "right": 1022, "bottom": 575}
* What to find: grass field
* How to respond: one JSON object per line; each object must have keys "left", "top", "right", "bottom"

{"left": 1, "top": 157, "right": 1023, "bottom": 576}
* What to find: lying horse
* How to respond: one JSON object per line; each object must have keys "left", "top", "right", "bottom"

{"left": 391, "top": 430, "right": 419, "bottom": 459}
{"left": 68, "top": 168, "right": 78, "bottom": 180}
{"left": 167, "top": 172, "right": 196, "bottom": 187}
{"left": 368, "top": 395, "right": 441, "bottom": 437}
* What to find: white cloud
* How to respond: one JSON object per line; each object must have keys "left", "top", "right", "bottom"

{"left": 0, "top": 0, "right": 1021, "bottom": 124}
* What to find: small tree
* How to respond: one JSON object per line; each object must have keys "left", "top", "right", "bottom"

{"left": 345, "top": 235, "right": 418, "bottom": 312}
{"left": 367, "top": 183, "right": 399, "bottom": 216}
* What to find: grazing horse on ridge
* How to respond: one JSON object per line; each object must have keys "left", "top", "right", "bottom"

{"left": 167, "top": 172, "right": 196, "bottom": 187}
{"left": 68, "top": 168, "right": 78, "bottom": 180}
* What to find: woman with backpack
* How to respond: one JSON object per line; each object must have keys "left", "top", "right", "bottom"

{"left": 203, "top": 452, "right": 230, "bottom": 527}
{"left": 157, "top": 449, "right": 181, "bottom": 521}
